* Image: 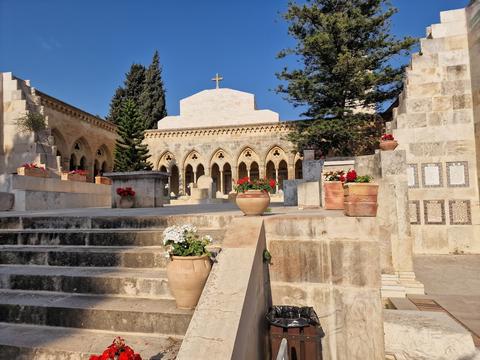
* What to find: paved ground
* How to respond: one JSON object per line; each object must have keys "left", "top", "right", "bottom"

{"left": 414, "top": 255, "right": 480, "bottom": 343}
{"left": 0, "top": 203, "right": 345, "bottom": 218}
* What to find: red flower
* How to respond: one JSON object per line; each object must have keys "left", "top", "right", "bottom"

{"left": 381, "top": 134, "right": 394, "bottom": 141}
{"left": 346, "top": 169, "right": 357, "bottom": 182}
{"left": 269, "top": 179, "right": 276, "bottom": 188}
{"left": 339, "top": 175, "right": 346, "bottom": 182}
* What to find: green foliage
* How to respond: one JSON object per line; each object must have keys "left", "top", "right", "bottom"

{"left": 140, "top": 51, "right": 168, "bottom": 129}
{"left": 355, "top": 175, "right": 373, "bottom": 183}
{"left": 107, "top": 52, "right": 167, "bottom": 130}
{"left": 113, "top": 99, "right": 153, "bottom": 172}
{"left": 277, "top": 0, "right": 416, "bottom": 156}
{"left": 15, "top": 112, "right": 46, "bottom": 133}
{"left": 163, "top": 225, "right": 212, "bottom": 257}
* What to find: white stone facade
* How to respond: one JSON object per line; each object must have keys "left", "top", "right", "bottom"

{"left": 389, "top": 6, "right": 480, "bottom": 254}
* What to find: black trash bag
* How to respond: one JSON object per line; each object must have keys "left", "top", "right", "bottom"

{"left": 266, "top": 306, "right": 320, "bottom": 329}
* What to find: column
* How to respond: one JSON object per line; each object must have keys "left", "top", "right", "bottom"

{"left": 220, "top": 170, "right": 224, "bottom": 194}
{"left": 193, "top": 171, "right": 197, "bottom": 184}
{"left": 275, "top": 168, "right": 279, "bottom": 193}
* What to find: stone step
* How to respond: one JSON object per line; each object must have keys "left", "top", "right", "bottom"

{"left": 0, "top": 228, "right": 225, "bottom": 246}
{"left": 0, "top": 290, "right": 192, "bottom": 335}
{"left": 0, "top": 322, "right": 181, "bottom": 360}
{"left": 0, "top": 265, "right": 171, "bottom": 298}
{"left": 0, "top": 246, "right": 169, "bottom": 268}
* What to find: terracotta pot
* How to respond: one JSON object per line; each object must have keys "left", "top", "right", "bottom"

{"left": 167, "top": 255, "right": 212, "bottom": 309}
{"left": 61, "top": 173, "right": 87, "bottom": 182}
{"left": 235, "top": 189, "right": 270, "bottom": 216}
{"left": 344, "top": 183, "right": 379, "bottom": 217}
{"left": 118, "top": 196, "right": 135, "bottom": 208}
{"left": 17, "top": 167, "right": 48, "bottom": 178}
{"left": 95, "top": 176, "right": 112, "bottom": 185}
{"left": 324, "top": 181, "right": 344, "bottom": 210}
{"left": 379, "top": 140, "right": 398, "bottom": 151}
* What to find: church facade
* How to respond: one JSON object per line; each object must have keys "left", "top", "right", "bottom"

{"left": 144, "top": 86, "right": 303, "bottom": 196}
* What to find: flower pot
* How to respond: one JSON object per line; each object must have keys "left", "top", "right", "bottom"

{"left": 95, "top": 176, "right": 112, "bottom": 185}
{"left": 324, "top": 181, "right": 344, "bottom": 210}
{"left": 343, "top": 183, "right": 379, "bottom": 217}
{"left": 235, "top": 189, "right": 270, "bottom": 216}
{"left": 379, "top": 140, "right": 398, "bottom": 151}
{"left": 167, "top": 255, "right": 212, "bottom": 309}
{"left": 118, "top": 196, "right": 135, "bottom": 208}
{"left": 17, "top": 167, "right": 48, "bottom": 178}
{"left": 61, "top": 173, "right": 87, "bottom": 182}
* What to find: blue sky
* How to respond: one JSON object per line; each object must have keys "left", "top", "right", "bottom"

{"left": 0, "top": 0, "right": 470, "bottom": 120}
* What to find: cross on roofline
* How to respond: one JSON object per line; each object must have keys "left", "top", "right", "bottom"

{"left": 212, "top": 73, "right": 223, "bottom": 89}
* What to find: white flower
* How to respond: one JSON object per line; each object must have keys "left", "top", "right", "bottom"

{"left": 203, "top": 235, "right": 213, "bottom": 243}
{"left": 163, "top": 225, "right": 184, "bottom": 245}
{"left": 180, "top": 224, "right": 197, "bottom": 234}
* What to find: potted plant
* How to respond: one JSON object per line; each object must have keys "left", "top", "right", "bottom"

{"left": 61, "top": 169, "right": 88, "bottom": 182}
{"left": 343, "top": 169, "right": 379, "bottom": 217}
{"left": 17, "top": 163, "right": 48, "bottom": 178}
{"left": 164, "top": 224, "right": 213, "bottom": 309}
{"left": 323, "top": 170, "right": 345, "bottom": 210}
{"left": 89, "top": 336, "right": 142, "bottom": 360}
{"left": 234, "top": 177, "right": 276, "bottom": 216}
{"left": 116, "top": 187, "right": 136, "bottom": 208}
{"left": 379, "top": 134, "right": 398, "bottom": 151}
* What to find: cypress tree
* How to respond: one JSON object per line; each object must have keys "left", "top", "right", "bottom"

{"left": 140, "top": 50, "right": 168, "bottom": 129}
{"left": 277, "top": 0, "right": 416, "bottom": 156}
{"left": 107, "top": 64, "right": 146, "bottom": 124}
{"left": 114, "top": 99, "right": 152, "bottom": 171}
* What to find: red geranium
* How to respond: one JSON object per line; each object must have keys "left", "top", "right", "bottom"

{"left": 381, "top": 134, "right": 395, "bottom": 141}
{"left": 69, "top": 169, "right": 88, "bottom": 176}
{"left": 116, "top": 187, "right": 136, "bottom": 197}
{"left": 346, "top": 169, "right": 357, "bottom": 183}
{"left": 89, "top": 337, "right": 141, "bottom": 360}
{"left": 233, "top": 177, "right": 276, "bottom": 193}
{"left": 269, "top": 179, "right": 276, "bottom": 188}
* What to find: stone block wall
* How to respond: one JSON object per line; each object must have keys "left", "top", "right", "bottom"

{"left": 389, "top": 7, "right": 480, "bottom": 254}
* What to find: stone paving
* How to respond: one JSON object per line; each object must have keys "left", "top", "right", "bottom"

{"left": 413, "top": 255, "right": 480, "bottom": 346}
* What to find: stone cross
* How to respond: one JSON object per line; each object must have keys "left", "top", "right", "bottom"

{"left": 212, "top": 73, "right": 223, "bottom": 89}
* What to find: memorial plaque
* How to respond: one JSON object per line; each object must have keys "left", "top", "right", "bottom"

{"left": 449, "top": 200, "right": 471, "bottom": 225}
{"left": 407, "top": 164, "right": 419, "bottom": 188}
{"left": 409, "top": 200, "right": 421, "bottom": 225}
{"left": 447, "top": 161, "right": 469, "bottom": 187}
{"left": 422, "top": 163, "right": 442, "bottom": 187}
{"left": 424, "top": 200, "right": 446, "bottom": 225}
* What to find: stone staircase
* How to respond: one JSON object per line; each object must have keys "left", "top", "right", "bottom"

{"left": 0, "top": 215, "right": 227, "bottom": 359}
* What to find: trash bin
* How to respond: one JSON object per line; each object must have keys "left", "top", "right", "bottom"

{"left": 266, "top": 306, "right": 325, "bottom": 360}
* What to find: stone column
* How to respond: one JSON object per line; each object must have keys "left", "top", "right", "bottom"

{"left": 275, "top": 168, "right": 279, "bottom": 193}
{"left": 220, "top": 170, "right": 224, "bottom": 194}
{"left": 193, "top": 171, "right": 197, "bottom": 184}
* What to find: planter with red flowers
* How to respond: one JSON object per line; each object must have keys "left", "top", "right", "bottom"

{"left": 379, "top": 134, "right": 398, "bottom": 151}
{"left": 90, "top": 336, "right": 142, "bottom": 360}
{"left": 343, "top": 169, "right": 379, "bottom": 217}
{"left": 234, "top": 177, "right": 276, "bottom": 216}
{"left": 17, "top": 163, "right": 48, "bottom": 178}
{"left": 116, "top": 187, "right": 136, "bottom": 208}
{"left": 62, "top": 170, "right": 87, "bottom": 182}
{"left": 323, "top": 170, "right": 345, "bottom": 210}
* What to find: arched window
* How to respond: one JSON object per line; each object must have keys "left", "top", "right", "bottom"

{"left": 69, "top": 154, "right": 77, "bottom": 171}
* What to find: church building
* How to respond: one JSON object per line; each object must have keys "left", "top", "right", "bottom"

{"left": 144, "top": 75, "right": 303, "bottom": 197}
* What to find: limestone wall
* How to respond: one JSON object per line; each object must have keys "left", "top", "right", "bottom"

{"left": 389, "top": 8, "right": 480, "bottom": 254}
{"left": 144, "top": 123, "right": 302, "bottom": 196}
{"left": 0, "top": 72, "right": 116, "bottom": 181}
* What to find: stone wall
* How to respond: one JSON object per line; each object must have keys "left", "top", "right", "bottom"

{"left": 144, "top": 123, "right": 302, "bottom": 196}
{"left": 389, "top": 7, "right": 480, "bottom": 254}
{"left": 0, "top": 72, "right": 116, "bottom": 181}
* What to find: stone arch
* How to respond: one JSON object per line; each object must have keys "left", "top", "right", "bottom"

{"left": 210, "top": 148, "right": 232, "bottom": 169}
{"left": 50, "top": 128, "right": 68, "bottom": 170}
{"left": 94, "top": 144, "right": 112, "bottom": 176}
{"left": 70, "top": 137, "right": 93, "bottom": 176}
{"left": 183, "top": 150, "right": 204, "bottom": 169}
{"left": 157, "top": 151, "right": 177, "bottom": 170}
{"left": 236, "top": 146, "right": 260, "bottom": 167}
{"left": 265, "top": 145, "right": 288, "bottom": 167}
{"left": 278, "top": 159, "right": 288, "bottom": 190}
{"left": 295, "top": 158, "right": 303, "bottom": 179}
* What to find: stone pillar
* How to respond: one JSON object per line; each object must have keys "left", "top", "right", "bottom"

{"left": 193, "top": 171, "right": 197, "bottom": 184}
{"left": 275, "top": 168, "right": 279, "bottom": 193}
{"left": 220, "top": 170, "right": 224, "bottom": 194}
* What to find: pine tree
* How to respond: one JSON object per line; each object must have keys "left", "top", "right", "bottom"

{"left": 277, "top": 0, "right": 416, "bottom": 156}
{"left": 140, "top": 51, "right": 168, "bottom": 129}
{"left": 114, "top": 99, "right": 152, "bottom": 171}
{"left": 107, "top": 64, "right": 146, "bottom": 124}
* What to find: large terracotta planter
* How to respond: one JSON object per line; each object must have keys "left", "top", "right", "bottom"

{"left": 344, "top": 183, "right": 379, "bottom": 217}
{"left": 235, "top": 190, "right": 270, "bottom": 216}
{"left": 118, "top": 196, "right": 135, "bottom": 208}
{"left": 167, "top": 255, "right": 212, "bottom": 309}
{"left": 379, "top": 140, "right": 398, "bottom": 151}
{"left": 324, "top": 181, "right": 344, "bottom": 210}
{"left": 17, "top": 167, "right": 48, "bottom": 178}
{"left": 61, "top": 173, "right": 87, "bottom": 182}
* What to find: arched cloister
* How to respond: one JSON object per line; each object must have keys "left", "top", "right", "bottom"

{"left": 295, "top": 158, "right": 303, "bottom": 179}
{"left": 70, "top": 137, "right": 93, "bottom": 179}
{"left": 94, "top": 145, "right": 113, "bottom": 176}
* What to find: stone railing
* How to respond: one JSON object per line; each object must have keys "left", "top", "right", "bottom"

{"left": 177, "top": 217, "right": 271, "bottom": 359}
